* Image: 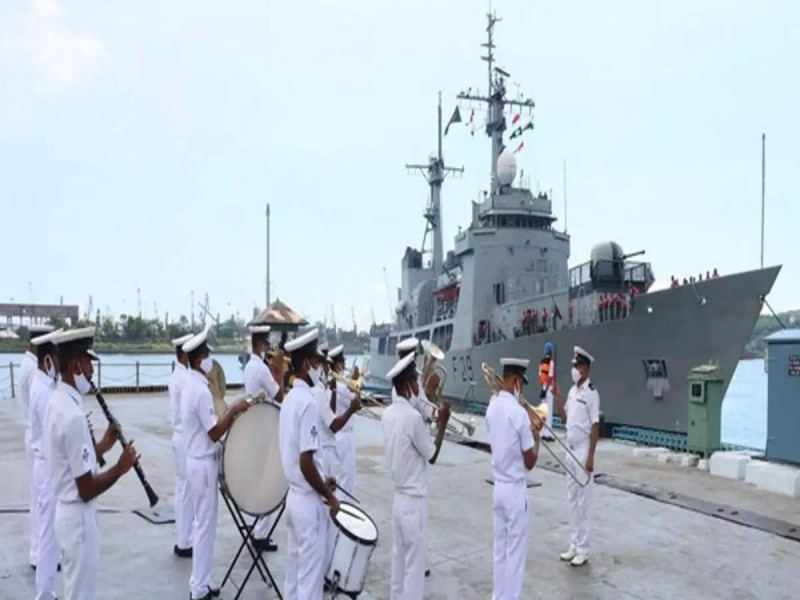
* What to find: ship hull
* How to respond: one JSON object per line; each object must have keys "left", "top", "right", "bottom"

{"left": 369, "top": 266, "right": 780, "bottom": 433}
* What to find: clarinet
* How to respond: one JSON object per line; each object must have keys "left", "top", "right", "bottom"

{"left": 86, "top": 413, "right": 107, "bottom": 468}
{"left": 91, "top": 385, "right": 159, "bottom": 507}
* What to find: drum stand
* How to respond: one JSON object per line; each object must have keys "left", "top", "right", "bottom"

{"left": 219, "top": 487, "right": 285, "bottom": 600}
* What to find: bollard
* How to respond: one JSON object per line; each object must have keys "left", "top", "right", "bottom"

{"left": 9, "top": 362, "right": 15, "bottom": 399}
{"left": 136, "top": 361, "right": 140, "bottom": 391}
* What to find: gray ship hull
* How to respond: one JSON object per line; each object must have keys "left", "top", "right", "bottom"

{"left": 369, "top": 266, "right": 780, "bottom": 433}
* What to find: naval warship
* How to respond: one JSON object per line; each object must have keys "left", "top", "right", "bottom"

{"left": 367, "top": 13, "right": 780, "bottom": 435}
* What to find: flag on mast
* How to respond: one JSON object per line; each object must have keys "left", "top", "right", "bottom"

{"left": 444, "top": 106, "right": 462, "bottom": 136}
{"left": 513, "top": 141, "right": 525, "bottom": 154}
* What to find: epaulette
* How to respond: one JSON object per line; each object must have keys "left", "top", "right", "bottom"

{"left": 588, "top": 382, "right": 596, "bottom": 391}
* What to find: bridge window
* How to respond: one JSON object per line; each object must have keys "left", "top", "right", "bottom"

{"left": 432, "top": 324, "right": 453, "bottom": 351}
{"left": 387, "top": 336, "right": 398, "bottom": 355}
{"left": 416, "top": 330, "right": 430, "bottom": 342}
{"left": 378, "top": 337, "right": 387, "bottom": 355}
{"left": 493, "top": 282, "right": 506, "bottom": 305}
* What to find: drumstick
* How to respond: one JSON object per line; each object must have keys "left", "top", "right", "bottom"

{"left": 335, "top": 483, "right": 360, "bottom": 504}
{"left": 324, "top": 501, "right": 366, "bottom": 522}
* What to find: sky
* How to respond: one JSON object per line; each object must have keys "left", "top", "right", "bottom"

{"left": 1, "top": 0, "right": 798, "bottom": 331}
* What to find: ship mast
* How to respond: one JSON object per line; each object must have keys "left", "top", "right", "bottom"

{"left": 406, "top": 92, "right": 463, "bottom": 275}
{"left": 458, "top": 13, "right": 535, "bottom": 194}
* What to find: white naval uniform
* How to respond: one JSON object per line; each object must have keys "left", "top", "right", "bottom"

{"left": 542, "top": 358, "right": 555, "bottom": 430}
{"left": 243, "top": 354, "right": 281, "bottom": 541}
{"left": 314, "top": 381, "right": 338, "bottom": 478}
{"left": 333, "top": 380, "right": 357, "bottom": 495}
{"left": 43, "top": 382, "right": 99, "bottom": 600}
{"left": 168, "top": 362, "right": 193, "bottom": 551}
{"left": 181, "top": 369, "right": 220, "bottom": 600}
{"left": 381, "top": 389, "right": 437, "bottom": 600}
{"left": 280, "top": 378, "right": 328, "bottom": 600}
{"left": 29, "top": 369, "right": 58, "bottom": 600}
{"left": 485, "top": 390, "right": 535, "bottom": 600}
{"left": 564, "top": 378, "right": 600, "bottom": 557}
{"left": 19, "top": 350, "right": 39, "bottom": 565}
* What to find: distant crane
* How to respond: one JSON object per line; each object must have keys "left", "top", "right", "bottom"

{"left": 371, "top": 308, "right": 377, "bottom": 327}
{"left": 383, "top": 267, "right": 394, "bottom": 324}
{"left": 351, "top": 307, "right": 357, "bottom": 334}
{"left": 85, "top": 295, "right": 94, "bottom": 321}
{"left": 153, "top": 302, "right": 159, "bottom": 322}
{"left": 137, "top": 288, "right": 142, "bottom": 318}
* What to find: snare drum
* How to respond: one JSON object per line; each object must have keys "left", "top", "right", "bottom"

{"left": 325, "top": 502, "right": 379, "bottom": 596}
{"left": 219, "top": 400, "right": 288, "bottom": 516}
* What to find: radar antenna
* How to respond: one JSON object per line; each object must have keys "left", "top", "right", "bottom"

{"left": 457, "top": 12, "right": 535, "bottom": 193}
{"left": 406, "top": 92, "right": 464, "bottom": 275}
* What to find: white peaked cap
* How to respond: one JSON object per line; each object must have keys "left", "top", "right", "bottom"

{"left": 396, "top": 337, "right": 419, "bottom": 353}
{"left": 572, "top": 346, "right": 595, "bottom": 365}
{"left": 28, "top": 324, "right": 55, "bottom": 335}
{"left": 249, "top": 325, "right": 271, "bottom": 335}
{"left": 285, "top": 328, "right": 318, "bottom": 354}
{"left": 31, "top": 328, "right": 63, "bottom": 346}
{"left": 328, "top": 344, "right": 344, "bottom": 359}
{"left": 183, "top": 328, "right": 213, "bottom": 353}
{"left": 171, "top": 333, "right": 194, "bottom": 347}
{"left": 386, "top": 351, "right": 417, "bottom": 381}
{"left": 52, "top": 327, "right": 96, "bottom": 346}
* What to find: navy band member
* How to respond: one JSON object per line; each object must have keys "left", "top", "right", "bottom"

{"left": 554, "top": 346, "right": 600, "bottom": 566}
{"left": 382, "top": 351, "right": 450, "bottom": 600}
{"left": 29, "top": 328, "right": 63, "bottom": 600}
{"left": 181, "top": 329, "right": 250, "bottom": 600}
{"left": 244, "top": 324, "right": 284, "bottom": 552}
{"left": 329, "top": 344, "right": 361, "bottom": 495}
{"left": 395, "top": 337, "right": 436, "bottom": 423}
{"left": 485, "top": 358, "right": 540, "bottom": 600}
{"left": 43, "top": 327, "right": 137, "bottom": 600}
{"left": 279, "top": 328, "right": 339, "bottom": 600}
{"left": 168, "top": 333, "right": 194, "bottom": 558}
{"left": 19, "top": 323, "right": 55, "bottom": 569}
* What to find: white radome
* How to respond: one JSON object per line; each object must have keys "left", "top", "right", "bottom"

{"left": 496, "top": 150, "right": 517, "bottom": 186}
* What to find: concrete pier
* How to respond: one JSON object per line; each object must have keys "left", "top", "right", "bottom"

{"left": 1, "top": 392, "right": 798, "bottom": 599}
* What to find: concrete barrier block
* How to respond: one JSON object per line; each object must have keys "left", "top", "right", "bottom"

{"left": 745, "top": 461, "right": 800, "bottom": 498}
{"left": 697, "top": 459, "right": 709, "bottom": 471}
{"left": 633, "top": 447, "right": 669, "bottom": 459}
{"left": 709, "top": 451, "right": 751, "bottom": 480}
{"left": 680, "top": 455, "right": 699, "bottom": 467}
{"left": 657, "top": 452, "right": 681, "bottom": 464}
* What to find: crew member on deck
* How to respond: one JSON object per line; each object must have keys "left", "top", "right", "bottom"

{"left": 381, "top": 351, "right": 450, "bottom": 600}
{"left": 279, "top": 328, "right": 339, "bottom": 600}
{"left": 244, "top": 324, "right": 284, "bottom": 553}
{"left": 181, "top": 329, "right": 250, "bottom": 600}
{"left": 19, "top": 323, "right": 55, "bottom": 570}
{"left": 485, "top": 358, "right": 540, "bottom": 600}
{"left": 329, "top": 344, "right": 361, "bottom": 495}
{"left": 539, "top": 342, "right": 556, "bottom": 442}
{"left": 554, "top": 346, "right": 600, "bottom": 567}
{"left": 43, "top": 327, "right": 137, "bottom": 600}
{"left": 168, "top": 333, "right": 195, "bottom": 559}
{"left": 28, "top": 328, "right": 64, "bottom": 600}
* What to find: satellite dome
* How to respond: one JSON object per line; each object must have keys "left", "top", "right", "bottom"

{"left": 590, "top": 241, "right": 624, "bottom": 265}
{"left": 496, "top": 151, "right": 517, "bottom": 186}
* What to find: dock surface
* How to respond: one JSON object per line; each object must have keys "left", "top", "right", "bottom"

{"left": 1, "top": 392, "right": 798, "bottom": 599}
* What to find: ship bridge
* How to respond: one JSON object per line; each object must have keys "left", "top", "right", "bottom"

{"left": 473, "top": 187, "right": 556, "bottom": 231}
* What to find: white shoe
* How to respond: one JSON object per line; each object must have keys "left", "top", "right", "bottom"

{"left": 570, "top": 554, "right": 588, "bottom": 566}
{"left": 559, "top": 549, "right": 576, "bottom": 562}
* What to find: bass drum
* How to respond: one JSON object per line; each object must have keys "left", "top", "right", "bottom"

{"left": 219, "top": 400, "right": 287, "bottom": 516}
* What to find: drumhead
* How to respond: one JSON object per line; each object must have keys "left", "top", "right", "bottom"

{"left": 333, "top": 501, "right": 379, "bottom": 545}
{"left": 221, "top": 401, "right": 288, "bottom": 516}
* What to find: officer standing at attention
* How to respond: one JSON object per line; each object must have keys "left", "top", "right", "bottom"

{"left": 381, "top": 351, "right": 450, "bottom": 600}
{"left": 279, "top": 328, "right": 340, "bottom": 600}
{"left": 485, "top": 358, "right": 540, "bottom": 600}
{"left": 244, "top": 324, "right": 284, "bottom": 553}
{"left": 168, "top": 332, "right": 195, "bottom": 559}
{"left": 328, "top": 344, "right": 361, "bottom": 495}
{"left": 538, "top": 342, "right": 556, "bottom": 442}
{"left": 554, "top": 346, "right": 600, "bottom": 567}
{"left": 19, "top": 323, "right": 55, "bottom": 570}
{"left": 181, "top": 328, "right": 250, "bottom": 600}
{"left": 43, "top": 327, "right": 138, "bottom": 600}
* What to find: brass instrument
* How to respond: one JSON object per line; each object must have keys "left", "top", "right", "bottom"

{"left": 419, "top": 341, "right": 476, "bottom": 438}
{"left": 330, "top": 370, "right": 383, "bottom": 421}
{"left": 481, "top": 362, "right": 592, "bottom": 487}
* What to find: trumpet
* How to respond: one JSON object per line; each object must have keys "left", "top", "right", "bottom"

{"left": 481, "top": 362, "right": 592, "bottom": 487}
{"left": 419, "top": 340, "right": 476, "bottom": 438}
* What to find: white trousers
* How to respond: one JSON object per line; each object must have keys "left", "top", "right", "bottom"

{"left": 187, "top": 456, "right": 218, "bottom": 599}
{"left": 253, "top": 514, "right": 275, "bottom": 541}
{"left": 33, "top": 456, "right": 58, "bottom": 600}
{"left": 284, "top": 488, "right": 327, "bottom": 600}
{"left": 335, "top": 431, "right": 356, "bottom": 496}
{"left": 172, "top": 433, "right": 194, "bottom": 549}
{"left": 544, "top": 389, "right": 554, "bottom": 430}
{"left": 55, "top": 501, "right": 98, "bottom": 600}
{"left": 390, "top": 493, "right": 427, "bottom": 600}
{"left": 27, "top": 432, "right": 38, "bottom": 566}
{"left": 565, "top": 441, "right": 594, "bottom": 556}
{"left": 491, "top": 481, "right": 528, "bottom": 600}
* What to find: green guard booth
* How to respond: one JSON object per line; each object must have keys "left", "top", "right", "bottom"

{"left": 687, "top": 365, "right": 725, "bottom": 456}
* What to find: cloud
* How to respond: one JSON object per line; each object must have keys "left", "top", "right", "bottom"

{"left": 3, "top": 0, "right": 110, "bottom": 93}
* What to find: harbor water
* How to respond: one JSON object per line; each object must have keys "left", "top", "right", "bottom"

{"left": 0, "top": 353, "right": 767, "bottom": 450}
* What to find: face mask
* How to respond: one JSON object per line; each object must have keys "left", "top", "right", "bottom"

{"left": 513, "top": 384, "right": 521, "bottom": 400}
{"left": 310, "top": 365, "right": 323, "bottom": 384}
{"left": 571, "top": 367, "right": 581, "bottom": 384}
{"left": 200, "top": 357, "right": 213, "bottom": 374}
{"left": 75, "top": 372, "right": 92, "bottom": 396}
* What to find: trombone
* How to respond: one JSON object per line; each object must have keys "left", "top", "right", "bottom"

{"left": 329, "top": 370, "right": 384, "bottom": 421}
{"left": 420, "top": 341, "right": 476, "bottom": 438}
{"left": 481, "top": 362, "right": 592, "bottom": 487}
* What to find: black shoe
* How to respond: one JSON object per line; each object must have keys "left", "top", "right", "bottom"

{"left": 189, "top": 593, "right": 212, "bottom": 600}
{"left": 30, "top": 564, "right": 36, "bottom": 571}
{"left": 57, "top": 563, "right": 61, "bottom": 572}
{"left": 174, "top": 545, "right": 193, "bottom": 558}
{"left": 207, "top": 586, "right": 220, "bottom": 597}
{"left": 542, "top": 436, "right": 556, "bottom": 442}
{"left": 425, "top": 569, "right": 431, "bottom": 577}
{"left": 253, "top": 538, "right": 278, "bottom": 553}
